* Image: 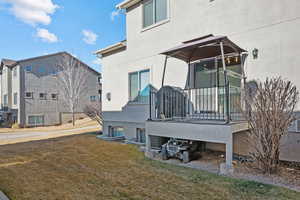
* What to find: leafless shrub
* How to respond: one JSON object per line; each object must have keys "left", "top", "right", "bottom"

{"left": 84, "top": 103, "right": 103, "bottom": 126}
{"left": 56, "top": 54, "right": 88, "bottom": 126}
{"left": 243, "top": 77, "right": 299, "bottom": 174}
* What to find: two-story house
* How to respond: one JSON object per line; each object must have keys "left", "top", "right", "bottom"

{"left": 95, "top": 0, "right": 300, "bottom": 168}
{"left": 0, "top": 52, "right": 101, "bottom": 127}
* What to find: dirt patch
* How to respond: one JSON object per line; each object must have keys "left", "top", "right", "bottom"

{"left": 158, "top": 150, "right": 300, "bottom": 192}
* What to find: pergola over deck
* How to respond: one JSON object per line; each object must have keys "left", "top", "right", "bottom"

{"left": 156, "top": 34, "right": 248, "bottom": 123}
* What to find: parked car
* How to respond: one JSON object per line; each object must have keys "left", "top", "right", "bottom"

{"left": 161, "top": 138, "right": 198, "bottom": 163}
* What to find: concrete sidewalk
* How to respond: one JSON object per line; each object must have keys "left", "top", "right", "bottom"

{"left": 0, "top": 191, "right": 9, "bottom": 200}
{"left": 0, "top": 125, "right": 99, "bottom": 145}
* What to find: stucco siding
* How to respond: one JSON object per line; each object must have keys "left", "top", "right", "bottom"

{"left": 18, "top": 53, "right": 101, "bottom": 126}
{"left": 102, "top": 0, "right": 300, "bottom": 112}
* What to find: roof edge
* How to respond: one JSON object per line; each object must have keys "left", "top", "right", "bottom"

{"left": 116, "top": 0, "right": 141, "bottom": 9}
{"left": 94, "top": 41, "right": 127, "bottom": 56}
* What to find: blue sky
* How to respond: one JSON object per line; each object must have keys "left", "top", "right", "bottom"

{"left": 0, "top": 0, "right": 126, "bottom": 72}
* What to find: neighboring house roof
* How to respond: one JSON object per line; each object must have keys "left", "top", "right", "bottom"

{"left": 1, "top": 52, "right": 101, "bottom": 76}
{"left": 94, "top": 40, "right": 127, "bottom": 56}
{"left": 0, "top": 59, "right": 18, "bottom": 69}
{"left": 116, "top": 0, "right": 141, "bottom": 9}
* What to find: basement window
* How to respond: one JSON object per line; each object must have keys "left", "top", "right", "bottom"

{"left": 28, "top": 115, "right": 44, "bottom": 126}
{"left": 109, "top": 127, "right": 125, "bottom": 137}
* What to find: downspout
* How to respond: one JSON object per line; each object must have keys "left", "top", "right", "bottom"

{"left": 220, "top": 41, "right": 230, "bottom": 123}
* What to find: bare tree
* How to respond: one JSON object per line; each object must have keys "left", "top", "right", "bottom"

{"left": 83, "top": 102, "right": 103, "bottom": 127}
{"left": 244, "top": 77, "right": 299, "bottom": 174}
{"left": 56, "top": 54, "right": 88, "bottom": 126}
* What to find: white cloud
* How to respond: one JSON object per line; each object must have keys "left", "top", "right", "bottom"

{"left": 82, "top": 30, "right": 98, "bottom": 45}
{"left": 3, "top": 0, "right": 59, "bottom": 26}
{"left": 36, "top": 28, "right": 58, "bottom": 43}
{"left": 92, "top": 58, "right": 102, "bottom": 66}
{"left": 110, "top": 10, "right": 120, "bottom": 21}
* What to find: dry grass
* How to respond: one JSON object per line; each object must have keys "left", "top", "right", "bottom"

{"left": 0, "top": 118, "right": 97, "bottom": 133}
{"left": 0, "top": 134, "right": 299, "bottom": 200}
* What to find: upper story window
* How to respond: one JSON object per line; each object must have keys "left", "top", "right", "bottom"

{"left": 51, "top": 94, "right": 58, "bottom": 100}
{"left": 38, "top": 66, "right": 46, "bottom": 74}
{"left": 39, "top": 93, "right": 47, "bottom": 100}
{"left": 143, "top": 0, "right": 168, "bottom": 28}
{"left": 13, "top": 67, "right": 17, "bottom": 77}
{"left": 25, "top": 92, "right": 33, "bottom": 99}
{"left": 25, "top": 66, "right": 32, "bottom": 73}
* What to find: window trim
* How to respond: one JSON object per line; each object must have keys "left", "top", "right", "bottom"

{"left": 128, "top": 69, "right": 150, "bottom": 102}
{"left": 141, "top": 0, "right": 170, "bottom": 31}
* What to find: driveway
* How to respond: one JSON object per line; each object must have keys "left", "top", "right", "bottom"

{"left": 0, "top": 125, "right": 99, "bottom": 145}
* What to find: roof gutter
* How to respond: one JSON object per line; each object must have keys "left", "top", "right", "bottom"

{"left": 116, "top": 0, "right": 141, "bottom": 9}
{"left": 94, "top": 41, "right": 127, "bottom": 56}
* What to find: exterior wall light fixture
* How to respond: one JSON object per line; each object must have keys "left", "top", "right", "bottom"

{"left": 252, "top": 48, "right": 259, "bottom": 59}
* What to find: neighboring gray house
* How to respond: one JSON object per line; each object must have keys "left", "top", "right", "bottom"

{"left": 95, "top": 0, "right": 300, "bottom": 168}
{"left": 0, "top": 52, "right": 101, "bottom": 127}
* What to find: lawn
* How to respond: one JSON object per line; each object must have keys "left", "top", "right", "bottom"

{"left": 0, "top": 134, "right": 299, "bottom": 200}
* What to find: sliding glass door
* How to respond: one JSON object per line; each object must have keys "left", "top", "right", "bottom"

{"left": 129, "top": 69, "right": 150, "bottom": 103}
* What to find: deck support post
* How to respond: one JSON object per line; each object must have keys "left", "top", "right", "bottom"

{"left": 225, "top": 136, "right": 233, "bottom": 168}
{"left": 187, "top": 62, "right": 192, "bottom": 116}
{"left": 220, "top": 42, "right": 230, "bottom": 123}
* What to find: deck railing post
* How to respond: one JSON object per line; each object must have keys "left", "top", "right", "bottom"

{"left": 149, "top": 89, "right": 152, "bottom": 120}
{"left": 220, "top": 41, "right": 230, "bottom": 123}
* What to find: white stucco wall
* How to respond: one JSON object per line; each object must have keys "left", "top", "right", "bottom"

{"left": 101, "top": 0, "right": 300, "bottom": 112}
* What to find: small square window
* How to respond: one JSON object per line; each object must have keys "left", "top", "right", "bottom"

{"left": 297, "top": 120, "right": 300, "bottom": 132}
{"left": 51, "top": 70, "right": 57, "bottom": 76}
{"left": 90, "top": 96, "right": 97, "bottom": 102}
{"left": 51, "top": 94, "right": 58, "bottom": 100}
{"left": 13, "top": 93, "right": 18, "bottom": 105}
{"left": 3, "top": 94, "right": 8, "bottom": 105}
{"left": 39, "top": 93, "right": 47, "bottom": 100}
{"left": 38, "top": 67, "right": 45, "bottom": 73}
{"left": 25, "top": 92, "right": 33, "bottom": 99}
{"left": 25, "top": 66, "right": 32, "bottom": 72}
